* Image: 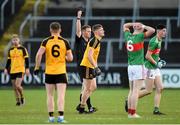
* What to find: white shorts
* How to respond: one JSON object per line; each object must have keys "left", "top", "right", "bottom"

{"left": 128, "top": 65, "right": 146, "bottom": 81}
{"left": 146, "top": 68, "right": 161, "bottom": 79}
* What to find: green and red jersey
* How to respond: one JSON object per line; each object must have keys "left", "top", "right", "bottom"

{"left": 124, "top": 31, "right": 145, "bottom": 65}
{"left": 145, "top": 36, "right": 162, "bottom": 69}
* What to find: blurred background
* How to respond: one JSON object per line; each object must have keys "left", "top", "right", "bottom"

{"left": 0, "top": 0, "right": 180, "bottom": 88}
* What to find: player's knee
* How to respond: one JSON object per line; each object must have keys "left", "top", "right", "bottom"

{"left": 160, "top": 87, "right": 164, "bottom": 93}
{"left": 14, "top": 87, "right": 18, "bottom": 91}
{"left": 146, "top": 89, "right": 153, "bottom": 94}
{"left": 17, "top": 85, "right": 22, "bottom": 90}
{"left": 85, "top": 88, "right": 91, "bottom": 94}
{"left": 156, "top": 87, "right": 163, "bottom": 93}
{"left": 47, "top": 95, "right": 54, "bottom": 101}
{"left": 91, "top": 85, "right": 97, "bottom": 92}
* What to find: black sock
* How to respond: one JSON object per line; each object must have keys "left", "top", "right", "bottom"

{"left": 58, "top": 111, "right": 64, "bottom": 116}
{"left": 79, "top": 104, "right": 85, "bottom": 113}
{"left": 87, "top": 97, "right": 92, "bottom": 109}
{"left": 154, "top": 107, "right": 159, "bottom": 112}
{"left": 80, "top": 94, "right": 92, "bottom": 109}
{"left": 80, "top": 94, "right": 82, "bottom": 102}
{"left": 49, "top": 112, "right": 54, "bottom": 117}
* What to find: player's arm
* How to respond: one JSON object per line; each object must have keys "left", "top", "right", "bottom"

{"left": 76, "top": 10, "right": 82, "bottom": 38}
{"left": 4, "top": 50, "right": 11, "bottom": 74}
{"left": 65, "top": 40, "right": 73, "bottom": 62}
{"left": 145, "top": 51, "right": 156, "bottom": 65}
{"left": 23, "top": 47, "right": 30, "bottom": 76}
{"left": 123, "top": 23, "right": 133, "bottom": 32}
{"left": 35, "top": 47, "right": 45, "bottom": 69}
{"left": 143, "top": 25, "right": 155, "bottom": 38}
{"left": 66, "top": 50, "right": 73, "bottom": 62}
{"left": 4, "top": 59, "right": 11, "bottom": 75}
{"left": 146, "top": 40, "right": 157, "bottom": 65}
{"left": 88, "top": 48, "right": 101, "bottom": 76}
{"left": 88, "top": 48, "right": 97, "bottom": 67}
{"left": 34, "top": 39, "right": 47, "bottom": 75}
{"left": 88, "top": 38, "right": 98, "bottom": 67}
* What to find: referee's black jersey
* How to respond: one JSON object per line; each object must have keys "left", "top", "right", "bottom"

{"left": 74, "top": 35, "right": 88, "bottom": 66}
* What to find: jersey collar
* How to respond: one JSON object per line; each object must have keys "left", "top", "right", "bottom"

{"left": 156, "top": 36, "right": 162, "bottom": 42}
{"left": 95, "top": 35, "right": 102, "bottom": 41}
{"left": 12, "top": 44, "right": 21, "bottom": 48}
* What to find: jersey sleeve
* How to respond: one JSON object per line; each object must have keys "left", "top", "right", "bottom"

{"left": 64, "top": 39, "right": 71, "bottom": 51}
{"left": 40, "top": 38, "right": 48, "bottom": 48}
{"left": 75, "top": 35, "right": 82, "bottom": 43}
{"left": 22, "top": 47, "right": 29, "bottom": 58}
{"left": 5, "top": 58, "right": 11, "bottom": 69}
{"left": 7, "top": 49, "right": 11, "bottom": 59}
{"left": 148, "top": 40, "right": 157, "bottom": 51}
{"left": 89, "top": 38, "right": 99, "bottom": 49}
{"left": 124, "top": 31, "right": 131, "bottom": 41}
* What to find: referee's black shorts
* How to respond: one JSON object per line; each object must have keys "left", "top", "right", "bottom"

{"left": 45, "top": 73, "right": 68, "bottom": 84}
{"left": 80, "top": 66, "right": 95, "bottom": 80}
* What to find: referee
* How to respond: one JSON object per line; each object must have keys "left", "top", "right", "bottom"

{"left": 75, "top": 9, "right": 97, "bottom": 113}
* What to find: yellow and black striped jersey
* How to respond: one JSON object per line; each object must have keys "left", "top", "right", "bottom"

{"left": 7, "top": 45, "right": 29, "bottom": 74}
{"left": 40, "top": 35, "right": 71, "bottom": 74}
{"left": 80, "top": 36, "right": 101, "bottom": 68}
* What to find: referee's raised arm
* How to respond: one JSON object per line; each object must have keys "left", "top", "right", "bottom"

{"left": 76, "top": 10, "right": 82, "bottom": 38}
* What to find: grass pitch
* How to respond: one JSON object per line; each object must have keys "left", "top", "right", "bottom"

{"left": 0, "top": 87, "right": 180, "bottom": 124}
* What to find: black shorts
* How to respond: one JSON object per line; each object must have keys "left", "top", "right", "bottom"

{"left": 45, "top": 74, "right": 68, "bottom": 84}
{"left": 10, "top": 72, "right": 23, "bottom": 80}
{"left": 80, "top": 66, "right": 95, "bottom": 79}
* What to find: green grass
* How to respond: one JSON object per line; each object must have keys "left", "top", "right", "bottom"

{"left": 0, "top": 87, "right": 180, "bottom": 124}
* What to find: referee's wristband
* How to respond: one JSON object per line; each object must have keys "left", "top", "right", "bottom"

{"left": 77, "top": 18, "right": 81, "bottom": 20}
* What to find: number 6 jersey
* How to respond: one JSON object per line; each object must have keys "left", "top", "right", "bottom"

{"left": 124, "top": 31, "right": 146, "bottom": 65}
{"left": 40, "top": 36, "right": 71, "bottom": 74}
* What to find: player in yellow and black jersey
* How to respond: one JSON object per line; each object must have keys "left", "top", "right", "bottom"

{"left": 80, "top": 36, "right": 101, "bottom": 72}
{"left": 78, "top": 24, "right": 105, "bottom": 113}
{"left": 4, "top": 34, "right": 30, "bottom": 106}
{"left": 34, "top": 22, "right": 73, "bottom": 123}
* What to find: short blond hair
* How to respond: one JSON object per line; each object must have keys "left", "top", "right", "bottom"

{"left": 92, "top": 24, "right": 103, "bottom": 32}
{"left": 12, "top": 34, "right": 19, "bottom": 39}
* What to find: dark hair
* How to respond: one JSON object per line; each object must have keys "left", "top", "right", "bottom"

{"left": 50, "top": 22, "right": 61, "bottom": 31}
{"left": 92, "top": 24, "right": 103, "bottom": 32}
{"left": 81, "top": 25, "right": 91, "bottom": 31}
{"left": 156, "top": 24, "right": 166, "bottom": 30}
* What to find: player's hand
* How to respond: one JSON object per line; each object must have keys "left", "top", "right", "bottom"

{"left": 156, "top": 60, "right": 166, "bottom": 68}
{"left": 25, "top": 68, "right": 30, "bottom": 76}
{"left": 92, "top": 67, "right": 101, "bottom": 77}
{"left": 4, "top": 68, "right": 8, "bottom": 75}
{"left": 34, "top": 67, "right": 40, "bottom": 75}
{"left": 77, "top": 10, "right": 82, "bottom": 19}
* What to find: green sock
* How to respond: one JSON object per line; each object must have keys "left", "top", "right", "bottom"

{"left": 154, "top": 107, "right": 159, "bottom": 112}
